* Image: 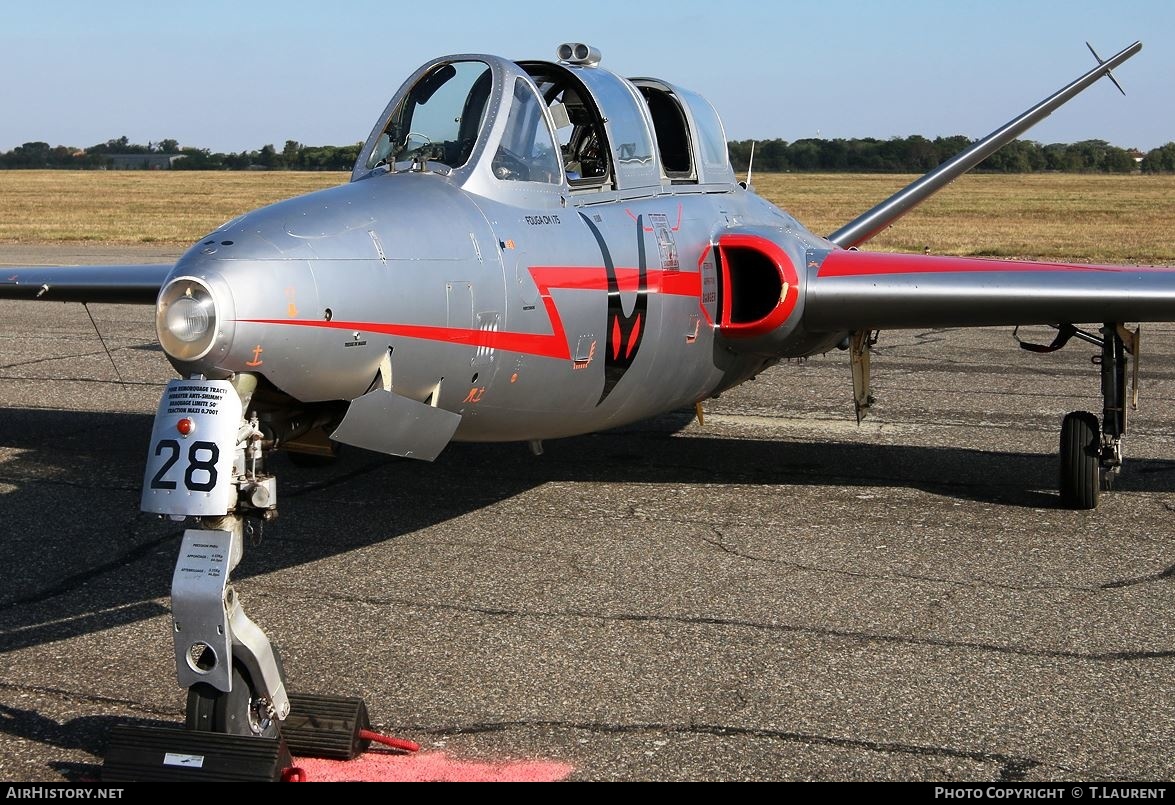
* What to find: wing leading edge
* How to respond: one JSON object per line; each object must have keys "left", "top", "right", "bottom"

{"left": 804, "top": 250, "right": 1175, "bottom": 332}
{"left": 0, "top": 264, "right": 174, "bottom": 304}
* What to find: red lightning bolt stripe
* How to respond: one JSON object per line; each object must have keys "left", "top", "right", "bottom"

{"left": 238, "top": 266, "right": 703, "bottom": 361}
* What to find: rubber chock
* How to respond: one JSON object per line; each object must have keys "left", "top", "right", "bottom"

{"left": 280, "top": 693, "right": 372, "bottom": 760}
{"left": 103, "top": 725, "right": 292, "bottom": 782}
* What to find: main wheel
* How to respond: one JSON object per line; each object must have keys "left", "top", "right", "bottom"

{"left": 1059, "top": 411, "right": 1100, "bottom": 510}
{"left": 186, "top": 661, "right": 279, "bottom": 737}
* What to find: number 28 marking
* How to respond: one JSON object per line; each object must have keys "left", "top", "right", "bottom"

{"left": 150, "top": 439, "right": 220, "bottom": 492}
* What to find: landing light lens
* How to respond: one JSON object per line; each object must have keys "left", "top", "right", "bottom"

{"left": 166, "top": 296, "right": 212, "bottom": 342}
{"left": 157, "top": 278, "right": 219, "bottom": 362}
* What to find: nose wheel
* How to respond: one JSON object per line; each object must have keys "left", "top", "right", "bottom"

{"left": 186, "top": 661, "right": 280, "bottom": 738}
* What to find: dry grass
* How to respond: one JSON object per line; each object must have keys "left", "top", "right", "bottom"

{"left": 756, "top": 172, "right": 1175, "bottom": 264}
{"left": 1, "top": 170, "right": 1173, "bottom": 264}
{"left": 0, "top": 171, "right": 346, "bottom": 244}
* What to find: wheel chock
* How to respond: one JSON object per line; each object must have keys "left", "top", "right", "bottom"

{"left": 280, "top": 693, "right": 372, "bottom": 760}
{"left": 102, "top": 725, "right": 292, "bottom": 782}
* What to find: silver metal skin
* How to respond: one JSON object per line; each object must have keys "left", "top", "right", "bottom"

{"left": 0, "top": 41, "right": 1168, "bottom": 729}
{"left": 332, "top": 386, "right": 461, "bottom": 460}
{"left": 557, "top": 43, "right": 602, "bottom": 67}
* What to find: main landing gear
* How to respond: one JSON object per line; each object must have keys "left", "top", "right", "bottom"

{"left": 1021, "top": 322, "right": 1138, "bottom": 510}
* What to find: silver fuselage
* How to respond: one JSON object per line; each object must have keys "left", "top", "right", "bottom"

{"left": 167, "top": 170, "right": 835, "bottom": 442}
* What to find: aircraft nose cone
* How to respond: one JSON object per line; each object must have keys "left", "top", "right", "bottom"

{"left": 158, "top": 252, "right": 239, "bottom": 378}
{"left": 167, "top": 204, "right": 328, "bottom": 381}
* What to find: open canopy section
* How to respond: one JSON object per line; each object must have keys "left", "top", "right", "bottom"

{"left": 352, "top": 46, "right": 737, "bottom": 195}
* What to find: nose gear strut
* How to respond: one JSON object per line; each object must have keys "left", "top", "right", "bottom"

{"left": 104, "top": 373, "right": 419, "bottom": 780}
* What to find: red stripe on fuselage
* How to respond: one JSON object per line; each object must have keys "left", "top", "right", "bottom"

{"left": 527, "top": 266, "right": 700, "bottom": 295}
{"left": 239, "top": 318, "right": 576, "bottom": 359}
{"left": 818, "top": 250, "right": 1175, "bottom": 278}
{"left": 238, "top": 266, "right": 702, "bottom": 361}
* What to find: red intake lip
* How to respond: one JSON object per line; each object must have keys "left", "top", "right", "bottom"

{"left": 716, "top": 233, "right": 800, "bottom": 338}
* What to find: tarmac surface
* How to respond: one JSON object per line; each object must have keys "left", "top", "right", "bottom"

{"left": 1, "top": 245, "right": 1175, "bottom": 782}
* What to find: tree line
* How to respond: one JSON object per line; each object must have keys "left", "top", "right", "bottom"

{"left": 3, "top": 134, "right": 1175, "bottom": 173}
{"left": 0, "top": 138, "right": 361, "bottom": 171}
{"left": 730, "top": 137, "right": 1175, "bottom": 173}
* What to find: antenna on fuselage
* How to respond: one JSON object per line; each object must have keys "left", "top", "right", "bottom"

{"left": 739, "top": 141, "right": 756, "bottom": 190}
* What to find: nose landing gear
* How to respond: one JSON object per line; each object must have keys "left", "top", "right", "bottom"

{"left": 103, "top": 374, "right": 412, "bottom": 780}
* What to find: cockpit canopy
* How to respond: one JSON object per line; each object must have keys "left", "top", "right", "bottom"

{"left": 352, "top": 46, "right": 735, "bottom": 197}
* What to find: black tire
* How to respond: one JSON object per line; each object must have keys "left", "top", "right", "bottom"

{"left": 186, "top": 662, "right": 279, "bottom": 737}
{"left": 1059, "top": 411, "right": 1100, "bottom": 510}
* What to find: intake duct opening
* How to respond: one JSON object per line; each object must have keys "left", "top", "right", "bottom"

{"left": 724, "top": 246, "right": 782, "bottom": 324}
{"left": 716, "top": 233, "right": 799, "bottom": 338}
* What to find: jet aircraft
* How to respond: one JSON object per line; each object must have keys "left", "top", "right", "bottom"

{"left": 0, "top": 40, "right": 1168, "bottom": 776}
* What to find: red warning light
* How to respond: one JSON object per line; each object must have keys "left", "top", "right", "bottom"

{"left": 176, "top": 418, "right": 194, "bottom": 436}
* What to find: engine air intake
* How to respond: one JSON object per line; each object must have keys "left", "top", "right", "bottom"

{"left": 716, "top": 233, "right": 799, "bottom": 338}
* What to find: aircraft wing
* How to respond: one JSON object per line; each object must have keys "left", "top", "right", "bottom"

{"left": 804, "top": 250, "right": 1175, "bottom": 331}
{"left": 0, "top": 263, "right": 173, "bottom": 304}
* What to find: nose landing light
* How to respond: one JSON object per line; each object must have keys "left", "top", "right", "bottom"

{"left": 157, "top": 277, "right": 219, "bottom": 362}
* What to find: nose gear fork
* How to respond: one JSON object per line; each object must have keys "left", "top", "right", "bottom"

{"left": 171, "top": 521, "right": 290, "bottom": 731}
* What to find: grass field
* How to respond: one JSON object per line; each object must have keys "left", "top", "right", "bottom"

{"left": 758, "top": 172, "right": 1175, "bottom": 264}
{"left": 1, "top": 170, "right": 1172, "bottom": 263}
{"left": 0, "top": 171, "right": 347, "bottom": 244}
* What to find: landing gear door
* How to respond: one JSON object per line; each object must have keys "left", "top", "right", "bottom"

{"left": 141, "top": 379, "right": 242, "bottom": 517}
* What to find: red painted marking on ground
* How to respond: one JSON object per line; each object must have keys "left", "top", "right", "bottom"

{"left": 292, "top": 751, "right": 574, "bottom": 782}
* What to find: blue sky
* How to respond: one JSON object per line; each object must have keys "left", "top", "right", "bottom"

{"left": 1, "top": 0, "right": 1171, "bottom": 153}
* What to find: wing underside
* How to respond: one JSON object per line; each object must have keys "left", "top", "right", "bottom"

{"left": 805, "top": 250, "right": 1175, "bottom": 332}
{"left": 0, "top": 264, "right": 174, "bottom": 304}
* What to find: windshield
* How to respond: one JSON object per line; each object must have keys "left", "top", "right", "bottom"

{"left": 366, "top": 60, "right": 492, "bottom": 171}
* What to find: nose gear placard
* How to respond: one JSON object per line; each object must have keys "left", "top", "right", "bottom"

{"left": 141, "top": 379, "right": 242, "bottom": 516}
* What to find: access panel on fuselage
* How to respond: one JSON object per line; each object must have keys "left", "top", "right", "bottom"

{"left": 263, "top": 174, "right": 509, "bottom": 408}
{"left": 455, "top": 195, "right": 729, "bottom": 441}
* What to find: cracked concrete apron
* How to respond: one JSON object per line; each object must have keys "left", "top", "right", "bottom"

{"left": 2, "top": 246, "right": 1175, "bottom": 781}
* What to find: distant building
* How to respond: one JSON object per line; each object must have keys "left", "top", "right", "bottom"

{"left": 100, "top": 154, "right": 186, "bottom": 170}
